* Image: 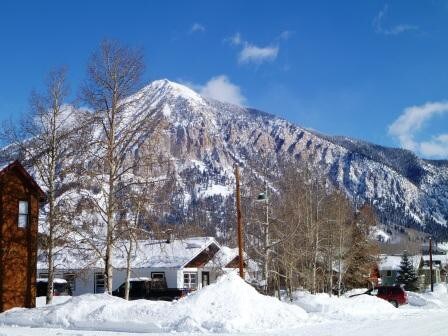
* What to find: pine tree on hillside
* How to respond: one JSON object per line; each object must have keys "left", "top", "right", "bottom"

{"left": 397, "top": 251, "right": 419, "bottom": 291}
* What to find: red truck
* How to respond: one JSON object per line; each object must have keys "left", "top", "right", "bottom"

{"left": 351, "top": 286, "right": 408, "bottom": 307}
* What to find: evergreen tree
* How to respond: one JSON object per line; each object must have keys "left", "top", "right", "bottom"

{"left": 397, "top": 251, "right": 419, "bottom": 291}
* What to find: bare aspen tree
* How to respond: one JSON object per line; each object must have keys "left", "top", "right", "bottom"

{"left": 0, "top": 67, "right": 80, "bottom": 304}
{"left": 118, "top": 136, "right": 172, "bottom": 300}
{"left": 80, "top": 40, "right": 148, "bottom": 294}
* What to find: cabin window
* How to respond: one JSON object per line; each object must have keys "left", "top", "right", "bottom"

{"left": 18, "top": 200, "right": 29, "bottom": 228}
{"left": 151, "top": 272, "right": 165, "bottom": 279}
{"left": 94, "top": 272, "right": 105, "bottom": 293}
{"left": 64, "top": 273, "right": 76, "bottom": 291}
{"left": 386, "top": 270, "right": 392, "bottom": 277}
{"left": 183, "top": 272, "right": 197, "bottom": 289}
{"left": 39, "top": 272, "right": 48, "bottom": 279}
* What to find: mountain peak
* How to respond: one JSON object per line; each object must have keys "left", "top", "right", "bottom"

{"left": 142, "top": 79, "right": 204, "bottom": 105}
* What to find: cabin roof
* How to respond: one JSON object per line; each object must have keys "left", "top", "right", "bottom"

{"left": 205, "top": 246, "right": 240, "bottom": 268}
{"left": 37, "top": 237, "right": 220, "bottom": 270}
{"left": 422, "top": 254, "right": 448, "bottom": 264}
{"left": 0, "top": 160, "right": 46, "bottom": 200}
{"left": 378, "top": 254, "right": 422, "bottom": 271}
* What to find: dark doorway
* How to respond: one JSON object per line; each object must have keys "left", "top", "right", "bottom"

{"left": 202, "top": 272, "right": 210, "bottom": 287}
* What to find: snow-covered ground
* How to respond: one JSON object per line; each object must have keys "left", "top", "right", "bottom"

{"left": 1, "top": 273, "right": 447, "bottom": 336}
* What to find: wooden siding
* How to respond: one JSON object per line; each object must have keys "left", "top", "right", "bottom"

{"left": 185, "top": 243, "right": 220, "bottom": 268}
{"left": 0, "top": 165, "right": 41, "bottom": 312}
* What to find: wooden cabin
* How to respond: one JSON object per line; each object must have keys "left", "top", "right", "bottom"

{"left": 0, "top": 161, "right": 45, "bottom": 312}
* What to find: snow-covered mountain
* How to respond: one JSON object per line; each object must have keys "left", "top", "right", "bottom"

{"left": 5, "top": 79, "right": 448, "bottom": 238}
{"left": 130, "top": 79, "right": 448, "bottom": 237}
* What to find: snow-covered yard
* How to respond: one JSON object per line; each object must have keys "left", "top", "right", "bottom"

{"left": 1, "top": 273, "right": 447, "bottom": 336}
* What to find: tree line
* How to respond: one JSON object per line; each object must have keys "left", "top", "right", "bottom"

{"left": 242, "top": 162, "right": 379, "bottom": 298}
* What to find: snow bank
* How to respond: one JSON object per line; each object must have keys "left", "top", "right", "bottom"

{"left": 291, "top": 291, "right": 398, "bottom": 320}
{"left": 36, "top": 296, "right": 71, "bottom": 307}
{"left": 0, "top": 273, "right": 307, "bottom": 333}
{"left": 407, "top": 284, "right": 448, "bottom": 309}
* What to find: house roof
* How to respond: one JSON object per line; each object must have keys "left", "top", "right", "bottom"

{"left": 378, "top": 255, "right": 422, "bottom": 271}
{"left": 205, "top": 246, "right": 240, "bottom": 269}
{"left": 37, "top": 237, "right": 220, "bottom": 270}
{"left": 422, "top": 254, "right": 448, "bottom": 265}
{"left": 0, "top": 160, "right": 46, "bottom": 200}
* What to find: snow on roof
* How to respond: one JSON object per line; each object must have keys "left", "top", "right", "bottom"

{"left": 38, "top": 237, "right": 219, "bottom": 270}
{"left": 205, "top": 246, "right": 239, "bottom": 269}
{"left": 438, "top": 242, "right": 448, "bottom": 252}
{"left": 422, "top": 254, "right": 448, "bottom": 265}
{"left": 129, "top": 277, "right": 151, "bottom": 281}
{"left": 36, "top": 278, "right": 67, "bottom": 284}
{"left": 378, "top": 255, "right": 421, "bottom": 271}
{"left": 0, "top": 160, "right": 15, "bottom": 172}
{"left": 119, "top": 236, "right": 219, "bottom": 269}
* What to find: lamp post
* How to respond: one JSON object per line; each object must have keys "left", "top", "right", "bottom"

{"left": 257, "top": 182, "right": 269, "bottom": 293}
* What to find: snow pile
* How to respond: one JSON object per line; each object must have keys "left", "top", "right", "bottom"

{"left": 0, "top": 273, "right": 307, "bottom": 333}
{"left": 167, "top": 272, "right": 307, "bottom": 332}
{"left": 36, "top": 296, "right": 71, "bottom": 307}
{"left": 407, "top": 284, "right": 448, "bottom": 309}
{"left": 291, "top": 291, "right": 398, "bottom": 320}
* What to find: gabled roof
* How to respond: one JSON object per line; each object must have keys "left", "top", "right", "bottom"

{"left": 205, "top": 246, "right": 240, "bottom": 269}
{"left": 378, "top": 254, "right": 422, "bottom": 271}
{"left": 38, "top": 237, "right": 220, "bottom": 270}
{"left": 0, "top": 160, "right": 46, "bottom": 200}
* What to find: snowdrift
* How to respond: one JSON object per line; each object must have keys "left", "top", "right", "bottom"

{"left": 0, "top": 273, "right": 307, "bottom": 333}
{"left": 291, "top": 291, "right": 399, "bottom": 320}
{"left": 36, "top": 296, "right": 71, "bottom": 307}
{"left": 407, "top": 284, "right": 448, "bottom": 309}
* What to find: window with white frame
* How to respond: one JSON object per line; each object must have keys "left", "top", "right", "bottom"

{"left": 94, "top": 272, "right": 105, "bottom": 293}
{"left": 39, "top": 272, "right": 48, "bottom": 279}
{"left": 183, "top": 272, "right": 197, "bottom": 289}
{"left": 18, "top": 200, "right": 29, "bottom": 228}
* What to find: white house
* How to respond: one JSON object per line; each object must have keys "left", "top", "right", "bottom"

{"left": 378, "top": 254, "right": 422, "bottom": 286}
{"left": 37, "top": 237, "right": 251, "bottom": 296}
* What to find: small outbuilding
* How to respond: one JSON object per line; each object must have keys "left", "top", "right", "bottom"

{"left": 0, "top": 161, "right": 45, "bottom": 312}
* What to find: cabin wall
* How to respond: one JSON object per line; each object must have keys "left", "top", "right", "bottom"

{"left": 0, "top": 171, "right": 39, "bottom": 312}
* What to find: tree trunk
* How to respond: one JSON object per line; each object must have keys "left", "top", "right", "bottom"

{"left": 124, "top": 238, "right": 133, "bottom": 300}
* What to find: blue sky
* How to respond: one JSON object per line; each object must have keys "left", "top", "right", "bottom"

{"left": 1, "top": 0, "right": 448, "bottom": 158}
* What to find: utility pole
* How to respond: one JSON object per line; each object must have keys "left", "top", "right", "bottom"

{"left": 234, "top": 165, "right": 244, "bottom": 279}
{"left": 257, "top": 181, "right": 270, "bottom": 294}
{"left": 429, "top": 237, "right": 433, "bottom": 292}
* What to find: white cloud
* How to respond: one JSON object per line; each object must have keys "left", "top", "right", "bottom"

{"left": 420, "top": 134, "right": 448, "bottom": 158}
{"left": 388, "top": 101, "right": 448, "bottom": 158}
{"left": 199, "top": 75, "right": 246, "bottom": 106}
{"left": 278, "top": 30, "right": 294, "bottom": 41}
{"left": 228, "top": 32, "right": 242, "bottom": 46}
{"left": 373, "top": 4, "right": 418, "bottom": 35}
{"left": 238, "top": 44, "right": 279, "bottom": 64}
{"left": 225, "top": 32, "right": 282, "bottom": 65}
{"left": 182, "top": 76, "right": 246, "bottom": 106}
{"left": 190, "top": 23, "right": 205, "bottom": 33}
